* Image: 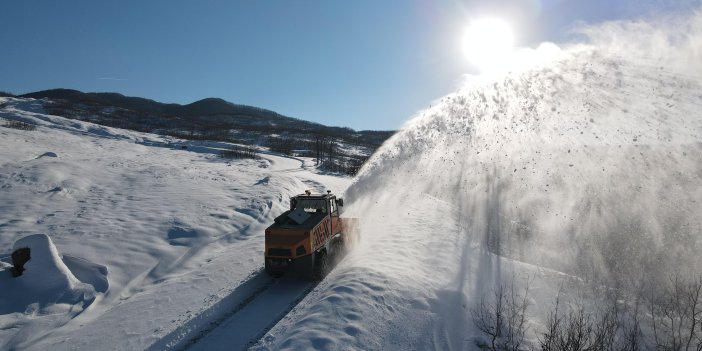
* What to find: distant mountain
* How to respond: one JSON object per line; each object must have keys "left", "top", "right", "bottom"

{"left": 13, "top": 88, "right": 397, "bottom": 174}
{"left": 92, "top": 92, "right": 179, "bottom": 113}
{"left": 17, "top": 88, "right": 395, "bottom": 151}
{"left": 22, "top": 89, "right": 297, "bottom": 119}
{"left": 21, "top": 89, "right": 266, "bottom": 118}
{"left": 176, "top": 98, "right": 251, "bottom": 116}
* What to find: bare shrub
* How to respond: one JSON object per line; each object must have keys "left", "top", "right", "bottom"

{"left": 220, "top": 145, "right": 258, "bottom": 159}
{"left": 649, "top": 275, "right": 702, "bottom": 351}
{"left": 472, "top": 277, "right": 531, "bottom": 350}
{"left": 538, "top": 296, "right": 626, "bottom": 351}
{"left": 610, "top": 298, "right": 643, "bottom": 351}
{"left": 267, "top": 136, "right": 295, "bottom": 155}
{"left": 538, "top": 275, "right": 702, "bottom": 351}
{"left": 472, "top": 273, "right": 700, "bottom": 351}
{"left": 3, "top": 119, "right": 36, "bottom": 131}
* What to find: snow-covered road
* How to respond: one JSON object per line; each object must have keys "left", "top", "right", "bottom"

{"left": 185, "top": 274, "right": 314, "bottom": 351}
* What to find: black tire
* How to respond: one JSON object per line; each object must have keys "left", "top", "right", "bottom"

{"left": 265, "top": 261, "right": 282, "bottom": 277}
{"left": 312, "top": 251, "right": 328, "bottom": 280}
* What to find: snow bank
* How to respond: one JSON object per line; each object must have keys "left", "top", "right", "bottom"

{"left": 62, "top": 255, "right": 109, "bottom": 293}
{"left": 0, "top": 235, "right": 98, "bottom": 349}
{"left": 0, "top": 234, "right": 98, "bottom": 316}
{"left": 11, "top": 234, "right": 81, "bottom": 294}
{"left": 0, "top": 97, "right": 165, "bottom": 144}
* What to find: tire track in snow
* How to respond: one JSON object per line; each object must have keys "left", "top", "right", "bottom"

{"left": 185, "top": 277, "right": 317, "bottom": 351}
{"left": 146, "top": 269, "right": 316, "bottom": 351}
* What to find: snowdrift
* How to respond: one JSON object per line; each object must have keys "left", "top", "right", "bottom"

{"left": 11, "top": 234, "right": 81, "bottom": 294}
{"left": 0, "top": 235, "right": 99, "bottom": 348}
{"left": 1, "top": 234, "right": 99, "bottom": 313}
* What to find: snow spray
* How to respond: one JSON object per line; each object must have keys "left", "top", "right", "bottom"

{"left": 346, "top": 9, "right": 702, "bottom": 290}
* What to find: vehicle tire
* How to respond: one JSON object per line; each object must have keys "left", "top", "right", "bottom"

{"left": 265, "top": 260, "right": 281, "bottom": 277}
{"left": 312, "top": 251, "right": 328, "bottom": 280}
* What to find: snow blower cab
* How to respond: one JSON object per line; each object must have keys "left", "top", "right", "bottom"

{"left": 264, "top": 190, "right": 358, "bottom": 279}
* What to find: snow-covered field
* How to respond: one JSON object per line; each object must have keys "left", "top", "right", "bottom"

{"left": 0, "top": 98, "right": 351, "bottom": 350}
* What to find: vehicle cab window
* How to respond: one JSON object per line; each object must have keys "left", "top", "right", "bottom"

{"left": 330, "top": 198, "right": 338, "bottom": 216}
{"left": 294, "top": 198, "right": 327, "bottom": 213}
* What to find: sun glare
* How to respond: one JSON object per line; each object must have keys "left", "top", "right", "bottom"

{"left": 463, "top": 18, "right": 515, "bottom": 72}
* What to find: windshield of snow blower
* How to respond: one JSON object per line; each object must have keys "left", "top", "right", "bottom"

{"left": 292, "top": 198, "right": 328, "bottom": 214}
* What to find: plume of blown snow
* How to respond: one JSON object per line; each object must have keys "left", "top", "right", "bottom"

{"left": 345, "top": 8, "right": 702, "bottom": 290}
{"left": 575, "top": 7, "right": 702, "bottom": 77}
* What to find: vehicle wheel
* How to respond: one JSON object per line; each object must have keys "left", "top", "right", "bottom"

{"left": 312, "top": 251, "right": 328, "bottom": 280}
{"left": 265, "top": 261, "right": 281, "bottom": 277}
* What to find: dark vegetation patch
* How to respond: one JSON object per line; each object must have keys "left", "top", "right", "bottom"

{"left": 221, "top": 145, "right": 258, "bottom": 159}
{"left": 3, "top": 119, "right": 36, "bottom": 131}
{"left": 11, "top": 247, "right": 30, "bottom": 277}
{"left": 24, "top": 88, "right": 394, "bottom": 174}
{"left": 472, "top": 274, "right": 702, "bottom": 350}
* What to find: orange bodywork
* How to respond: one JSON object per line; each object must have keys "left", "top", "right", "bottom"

{"left": 264, "top": 192, "right": 359, "bottom": 278}
{"left": 265, "top": 214, "right": 341, "bottom": 259}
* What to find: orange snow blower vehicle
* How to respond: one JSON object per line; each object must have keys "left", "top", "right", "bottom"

{"left": 264, "top": 190, "right": 358, "bottom": 279}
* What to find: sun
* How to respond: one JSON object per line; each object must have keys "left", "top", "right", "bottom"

{"left": 462, "top": 18, "right": 515, "bottom": 72}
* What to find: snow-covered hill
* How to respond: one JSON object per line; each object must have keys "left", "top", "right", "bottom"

{"left": 16, "top": 88, "right": 394, "bottom": 174}
{"left": 0, "top": 98, "right": 351, "bottom": 350}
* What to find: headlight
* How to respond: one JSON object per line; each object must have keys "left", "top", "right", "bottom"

{"left": 296, "top": 245, "right": 306, "bottom": 256}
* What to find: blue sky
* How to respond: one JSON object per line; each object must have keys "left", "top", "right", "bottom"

{"left": 0, "top": 0, "right": 697, "bottom": 130}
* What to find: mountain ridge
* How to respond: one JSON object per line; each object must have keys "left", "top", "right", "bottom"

{"left": 11, "top": 88, "right": 396, "bottom": 173}
{"left": 19, "top": 88, "right": 386, "bottom": 133}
